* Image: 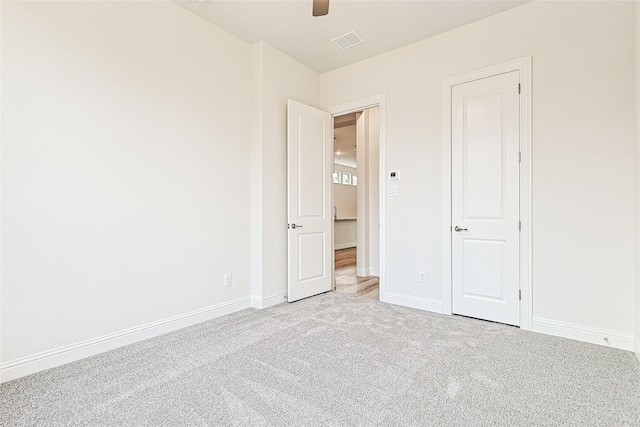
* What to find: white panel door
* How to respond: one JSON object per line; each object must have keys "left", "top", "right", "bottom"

{"left": 451, "top": 71, "right": 520, "bottom": 326}
{"left": 287, "top": 99, "right": 333, "bottom": 302}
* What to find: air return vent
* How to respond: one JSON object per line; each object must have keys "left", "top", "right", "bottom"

{"left": 331, "top": 31, "right": 364, "bottom": 50}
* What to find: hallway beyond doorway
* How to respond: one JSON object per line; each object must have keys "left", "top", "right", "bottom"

{"left": 334, "top": 248, "right": 379, "bottom": 299}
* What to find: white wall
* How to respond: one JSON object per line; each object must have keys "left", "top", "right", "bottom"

{"left": 355, "top": 109, "right": 380, "bottom": 277}
{"left": 321, "top": 1, "right": 637, "bottom": 349}
{"left": 635, "top": 0, "right": 640, "bottom": 353}
{"left": 334, "top": 220, "right": 356, "bottom": 250}
{"left": 334, "top": 164, "right": 357, "bottom": 250}
{"left": 366, "top": 108, "right": 380, "bottom": 275}
{"left": 1, "top": 1, "right": 253, "bottom": 380}
{"left": 3, "top": 0, "right": 638, "bottom": 384}
{"left": 356, "top": 111, "right": 367, "bottom": 276}
{"left": 334, "top": 164, "right": 357, "bottom": 219}
{"left": 250, "top": 41, "right": 320, "bottom": 308}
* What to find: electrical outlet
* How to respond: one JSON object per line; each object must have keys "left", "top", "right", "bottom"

{"left": 224, "top": 273, "right": 232, "bottom": 287}
{"left": 418, "top": 270, "right": 426, "bottom": 283}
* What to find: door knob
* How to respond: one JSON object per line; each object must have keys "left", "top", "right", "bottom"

{"left": 454, "top": 226, "right": 468, "bottom": 232}
{"left": 291, "top": 223, "right": 303, "bottom": 229}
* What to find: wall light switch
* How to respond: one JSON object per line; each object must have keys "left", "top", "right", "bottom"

{"left": 389, "top": 186, "right": 399, "bottom": 197}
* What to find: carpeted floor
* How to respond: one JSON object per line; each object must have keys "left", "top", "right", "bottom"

{"left": 1, "top": 292, "right": 639, "bottom": 426}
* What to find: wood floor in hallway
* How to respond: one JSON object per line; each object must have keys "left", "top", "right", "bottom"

{"left": 334, "top": 247, "right": 356, "bottom": 269}
{"left": 334, "top": 247, "right": 379, "bottom": 300}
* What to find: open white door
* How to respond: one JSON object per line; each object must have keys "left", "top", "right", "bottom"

{"left": 287, "top": 100, "right": 333, "bottom": 302}
{"left": 451, "top": 71, "right": 520, "bottom": 326}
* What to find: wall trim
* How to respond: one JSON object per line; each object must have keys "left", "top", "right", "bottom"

{"left": 0, "top": 296, "right": 251, "bottom": 383}
{"left": 251, "top": 290, "right": 287, "bottom": 309}
{"left": 354, "top": 268, "right": 380, "bottom": 277}
{"left": 384, "top": 292, "right": 443, "bottom": 313}
{"left": 441, "top": 57, "right": 533, "bottom": 330}
{"left": 532, "top": 317, "right": 634, "bottom": 351}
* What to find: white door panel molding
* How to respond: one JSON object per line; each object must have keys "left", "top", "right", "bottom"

{"left": 442, "top": 57, "right": 532, "bottom": 330}
{"left": 287, "top": 100, "right": 333, "bottom": 302}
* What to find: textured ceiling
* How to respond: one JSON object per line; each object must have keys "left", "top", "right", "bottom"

{"left": 174, "top": 0, "right": 529, "bottom": 73}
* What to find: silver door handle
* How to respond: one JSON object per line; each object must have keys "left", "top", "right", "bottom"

{"left": 291, "top": 223, "right": 303, "bottom": 229}
{"left": 454, "top": 226, "right": 468, "bottom": 232}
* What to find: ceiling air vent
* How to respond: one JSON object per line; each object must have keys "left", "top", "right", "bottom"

{"left": 331, "top": 31, "right": 364, "bottom": 50}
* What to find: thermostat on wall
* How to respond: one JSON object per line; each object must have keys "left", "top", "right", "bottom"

{"left": 389, "top": 170, "right": 399, "bottom": 180}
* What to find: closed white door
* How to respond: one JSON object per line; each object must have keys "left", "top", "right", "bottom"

{"left": 287, "top": 100, "right": 333, "bottom": 302}
{"left": 451, "top": 71, "right": 520, "bottom": 326}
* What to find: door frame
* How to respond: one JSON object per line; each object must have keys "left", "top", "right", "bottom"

{"left": 441, "top": 57, "right": 532, "bottom": 330}
{"left": 326, "top": 95, "right": 386, "bottom": 301}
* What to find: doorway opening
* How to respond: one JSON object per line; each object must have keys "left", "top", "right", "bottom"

{"left": 332, "top": 108, "right": 380, "bottom": 300}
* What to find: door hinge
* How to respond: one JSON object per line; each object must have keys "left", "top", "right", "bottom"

{"left": 519, "top": 290, "right": 522, "bottom": 300}
{"left": 519, "top": 221, "right": 521, "bottom": 231}
{"left": 518, "top": 83, "right": 521, "bottom": 94}
{"left": 518, "top": 152, "right": 522, "bottom": 163}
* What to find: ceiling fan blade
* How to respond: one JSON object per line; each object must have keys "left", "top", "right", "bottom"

{"left": 312, "top": 0, "right": 329, "bottom": 17}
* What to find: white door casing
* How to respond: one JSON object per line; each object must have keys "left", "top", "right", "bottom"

{"left": 287, "top": 100, "right": 333, "bottom": 302}
{"left": 442, "top": 58, "right": 532, "bottom": 329}
{"left": 451, "top": 71, "right": 521, "bottom": 326}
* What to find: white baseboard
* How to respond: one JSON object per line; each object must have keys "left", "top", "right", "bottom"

{"left": 355, "top": 268, "right": 379, "bottom": 277}
{"left": 334, "top": 242, "right": 356, "bottom": 250}
{"left": 532, "top": 317, "right": 634, "bottom": 351}
{"left": 251, "top": 290, "right": 287, "bottom": 309}
{"left": 383, "top": 292, "right": 443, "bottom": 313}
{"left": 0, "top": 296, "right": 252, "bottom": 384}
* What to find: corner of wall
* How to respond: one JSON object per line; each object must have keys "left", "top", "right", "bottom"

{"left": 635, "top": 0, "right": 640, "bottom": 353}
{"left": 250, "top": 41, "right": 264, "bottom": 305}
{"left": 0, "top": 0, "right": 4, "bottom": 372}
{"left": 2, "top": 0, "right": 256, "bottom": 379}
{"left": 250, "top": 41, "right": 321, "bottom": 307}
